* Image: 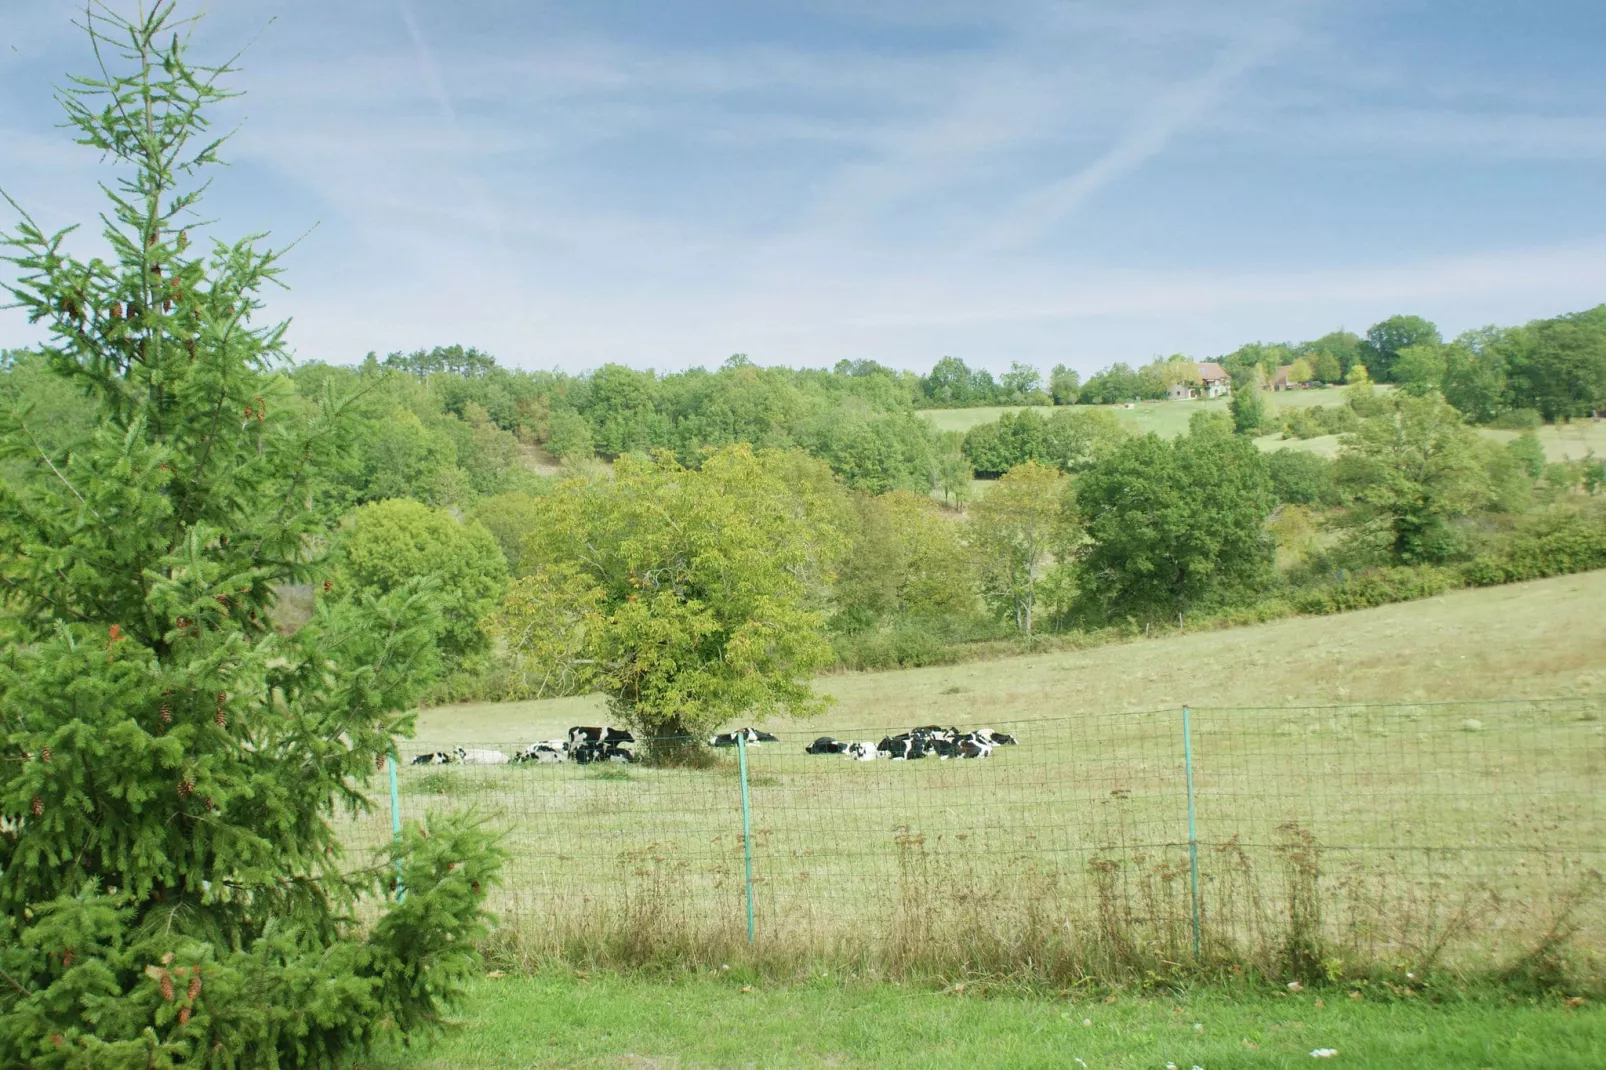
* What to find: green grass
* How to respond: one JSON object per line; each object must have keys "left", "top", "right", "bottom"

{"left": 920, "top": 394, "right": 1606, "bottom": 464}
{"left": 373, "top": 574, "right": 1606, "bottom": 979}
{"left": 365, "top": 971, "right": 1606, "bottom": 1069}
{"left": 919, "top": 388, "right": 1353, "bottom": 438}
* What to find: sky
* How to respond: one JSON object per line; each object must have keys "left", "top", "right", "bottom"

{"left": 2, "top": 0, "right": 1604, "bottom": 376}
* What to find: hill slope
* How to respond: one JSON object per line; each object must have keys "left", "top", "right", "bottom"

{"left": 419, "top": 570, "right": 1606, "bottom": 742}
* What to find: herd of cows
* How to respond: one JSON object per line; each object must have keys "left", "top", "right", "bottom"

{"left": 407, "top": 724, "right": 1018, "bottom": 768}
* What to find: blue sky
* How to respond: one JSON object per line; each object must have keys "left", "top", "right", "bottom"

{"left": 3, "top": 0, "right": 1603, "bottom": 375}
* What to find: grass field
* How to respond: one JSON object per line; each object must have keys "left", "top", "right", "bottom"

{"left": 356, "top": 574, "right": 1606, "bottom": 982}
{"left": 918, "top": 394, "right": 1606, "bottom": 464}
{"left": 919, "top": 388, "right": 1352, "bottom": 438}
{"left": 366, "top": 972, "right": 1606, "bottom": 1069}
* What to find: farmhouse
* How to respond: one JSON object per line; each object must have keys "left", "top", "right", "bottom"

{"left": 1268, "top": 364, "right": 1310, "bottom": 391}
{"left": 1164, "top": 362, "right": 1232, "bottom": 400}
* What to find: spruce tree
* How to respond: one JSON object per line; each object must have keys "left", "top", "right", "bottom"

{"left": 0, "top": 5, "right": 501, "bottom": 1066}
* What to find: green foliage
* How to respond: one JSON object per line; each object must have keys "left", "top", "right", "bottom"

{"left": 1504, "top": 306, "right": 1606, "bottom": 421}
{"left": 1048, "top": 363, "right": 1081, "bottom": 405}
{"left": 1229, "top": 377, "right": 1268, "bottom": 433}
{"left": 1075, "top": 424, "right": 1275, "bottom": 620}
{"left": 0, "top": 8, "right": 500, "bottom": 1064}
{"left": 490, "top": 446, "right": 844, "bottom": 743}
{"left": 1392, "top": 343, "right": 1447, "bottom": 396}
{"left": 1442, "top": 329, "right": 1511, "bottom": 423}
{"left": 1334, "top": 396, "right": 1490, "bottom": 563}
{"left": 1459, "top": 506, "right": 1606, "bottom": 586}
{"left": 338, "top": 499, "right": 508, "bottom": 661}
{"left": 962, "top": 462, "right": 1075, "bottom": 635}
{"left": 834, "top": 491, "right": 976, "bottom": 630}
{"left": 1267, "top": 449, "right": 1340, "bottom": 506}
{"left": 468, "top": 490, "right": 549, "bottom": 572}
{"left": 1292, "top": 566, "right": 1457, "bottom": 614}
{"left": 1281, "top": 404, "right": 1359, "bottom": 440}
{"left": 1506, "top": 432, "right": 1548, "bottom": 481}
{"left": 1363, "top": 315, "right": 1442, "bottom": 382}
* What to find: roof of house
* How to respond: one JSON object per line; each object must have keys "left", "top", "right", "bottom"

{"left": 1197, "top": 362, "right": 1229, "bottom": 381}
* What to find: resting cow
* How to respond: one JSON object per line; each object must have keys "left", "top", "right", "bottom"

{"left": 572, "top": 740, "right": 635, "bottom": 765}
{"left": 709, "top": 727, "right": 780, "bottom": 747}
{"left": 512, "top": 740, "right": 569, "bottom": 764}
{"left": 455, "top": 747, "right": 510, "bottom": 766}
{"left": 843, "top": 741, "right": 880, "bottom": 761}
{"left": 410, "top": 751, "right": 456, "bottom": 766}
{"left": 804, "top": 736, "right": 850, "bottom": 755}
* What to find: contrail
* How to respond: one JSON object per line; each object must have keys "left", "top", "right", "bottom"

{"left": 398, "top": 0, "right": 456, "bottom": 124}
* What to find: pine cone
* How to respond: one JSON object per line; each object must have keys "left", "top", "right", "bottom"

{"left": 160, "top": 705, "right": 172, "bottom": 724}
{"left": 215, "top": 710, "right": 226, "bottom": 729}
{"left": 178, "top": 1006, "right": 191, "bottom": 1026}
{"left": 188, "top": 972, "right": 202, "bottom": 1001}
{"left": 31, "top": 795, "right": 43, "bottom": 817}
{"left": 161, "top": 971, "right": 175, "bottom": 1001}
{"left": 178, "top": 779, "right": 194, "bottom": 799}
{"left": 40, "top": 745, "right": 51, "bottom": 763}
{"left": 61, "top": 949, "right": 74, "bottom": 968}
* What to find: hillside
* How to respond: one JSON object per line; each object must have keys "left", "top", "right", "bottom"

{"left": 921, "top": 392, "right": 1606, "bottom": 462}
{"left": 417, "top": 568, "right": 1606, "bottom": 742}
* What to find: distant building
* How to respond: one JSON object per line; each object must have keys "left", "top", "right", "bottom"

{"left": 1165, "top": 362, "right": 1232, "bottom": 401}
{"left": 1268, "top": 365, "right": 1310, "bottom": 392}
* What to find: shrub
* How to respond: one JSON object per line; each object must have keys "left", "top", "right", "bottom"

{"left": 1460, "top": 508, "right": 1606, "bottom": 586}
{"left": 1486, "top": 408, "right": 1544, "bottom": 431}
{"left": 1293, "top": 566, "right": 1458, "bottom": 614}
{"left": 1267, "top": 450, "right": 1339, "bottom": 506}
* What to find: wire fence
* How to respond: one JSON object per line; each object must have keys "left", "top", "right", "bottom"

{"left": 347, "top": 696, "right": 1606, "bottom": 975}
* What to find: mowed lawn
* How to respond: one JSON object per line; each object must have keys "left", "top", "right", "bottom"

{"left": 364, "top": 972, "right": 1606, "bottom": 1069}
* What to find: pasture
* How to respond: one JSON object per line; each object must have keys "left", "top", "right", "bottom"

{"left": 918, "top": 387, "right": 1352, "bottom": 438}
{"left": 354, "top": 573, "right": 1606, "bottom": 982}
{"left": 919, "top": 392, "right": 1606, "bottom": 464}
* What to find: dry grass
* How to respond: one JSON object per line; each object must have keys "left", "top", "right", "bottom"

{"left": 362, "top": 573, "right": 1606, "bottom": 984}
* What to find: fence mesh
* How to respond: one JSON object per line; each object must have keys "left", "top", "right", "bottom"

{"left": 349, "top": 697, "right": 1606, "bottom": 973}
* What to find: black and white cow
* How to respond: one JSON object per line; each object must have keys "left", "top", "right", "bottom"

{"left": 455, "top": 746, "right": 510, "bottom": 766}
{"left": 973, "top": 728, "right": 1018, "bottom": 746}
{"left": 842, "top": 741, "right": 880, "bottom": 761}
{"left": 804, "top": 736, "right": 850, "bottom": 755}
{"left": 410, "top": 750, "right": 457, "bottom": 766}
{"left": 569, "top": 725, "right": 634, "bottom": 747}
{"left": 882, "top": 735, "right": 932, "bottom": 760}
{"left": 572, "top": 740, "right": 635, "bottom": 765}
{"left": 954, "top": 734, "right": 993, "bottom": 759}
{"left": 512, "top": 740, "right": 569, "bottom": 764}
{"left": 709, "top": 727, "right": 780, "bottom": 747}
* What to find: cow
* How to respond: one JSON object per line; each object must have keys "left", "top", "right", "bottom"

{"left": 572, "top": 740, "right": 635, "bottom": 765}
{"left": 569, "top": 725, "right": 634, "bottom": 747}
{"left": 880, "top": 735, "right": 931, "bottom": 760}
{"left": 973, "top": 728, "right": 1018, "bottom": 746}
{"left": 512, "top": 740, "right": 569, "bottom": 764}
{"left": 410, "top": 751, "right": 456, "bottom": 766}
{"left": 955, "top": 734, "right": 993, "bottom": 759}
{"left": 455, "top": 747, "right": 510, "bottom": 766}
{"left": 709, "top": 727, "right": 780, "bottom": 747}
{"left": 804, "top": 736, "right": 850, "bottom": 755}
{"left": 842, "top": 741, "right": 880, "bottom": 761}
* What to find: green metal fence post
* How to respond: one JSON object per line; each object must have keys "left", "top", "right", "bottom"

{"left": 387, "top": 754, "right": 404, "bottom": 899}
{"left": 1182, "top": 706, "right": 1200, "bottom": 959}
{"left": 736, "top": 735, "right": 756, "bottom": 944}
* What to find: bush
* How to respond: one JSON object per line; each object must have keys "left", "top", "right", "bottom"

{"left": 1486, "top": 408, "right": 1544, "bottom": 430}
{"left": 1293, "top": 566, "right": 1458, "bottom": 614}
{"left": 1460, "top": 508, "right": 1606, "bottom": 586}
{"left": 1267, "top": 450, "right": 1339, "bottom": 506}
